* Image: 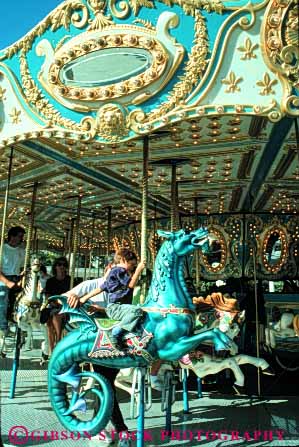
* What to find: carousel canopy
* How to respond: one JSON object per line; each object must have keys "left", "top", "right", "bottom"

{"left": 0, "top": 0, "right": 298, "bottom": 248}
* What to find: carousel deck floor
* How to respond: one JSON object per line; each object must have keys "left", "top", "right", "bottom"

{"left": 1, "top": 331, "right": 298, "bottom": 447}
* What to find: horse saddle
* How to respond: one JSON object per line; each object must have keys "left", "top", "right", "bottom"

{"left": 88, "top": 321, "right": 154, "bottom": 363}
{"left": 95, "top": 317, "right": 120, "bottom": 330}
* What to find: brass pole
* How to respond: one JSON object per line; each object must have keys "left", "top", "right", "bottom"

{"left": 97, "top": 242, "right": 101, "bottom": 278}
{"left": 22, "top": 182, "right": 38, "bottom": 286}
{"left": 88, "top": 213, "right": 96, "bottom": 279}
{"left": 140, "top": 136, "right": 149, "bottom": 303}
{"left": 33, "top": 226, "right": 38, "bottom": 254}
{"left": 77, "top": 232, "right": 82, "bottom": 281}
{"left": 0, "top": 147, "right": 14, "bottom": 268}
{"left": 70, "top": 196, "right": 82, "bottom": 289}
{"left": 83, "top": 237, "right": 89, "bottom": 281}
{"left": 141, "top": 136, "right": 149, "bottom": 263}
{"left": 194, "top": 197, "right": 200, "bottom": 288}
{"left": 63, "top": 228, "right": 69, "bottom": 257}
{"left": 68, "top": 218, "right": 76, "bottom": 266}
{"left": 106, "top": 206, "right": 112, "bottom": 257}
{"left": 252, "top": 242, "right": 261, "bottom": 397}
{"left": 170, "top": 163, "right": 178, "bottom": 232}
{"left": 152, "top": 204, "right": 157, "bottom": 270}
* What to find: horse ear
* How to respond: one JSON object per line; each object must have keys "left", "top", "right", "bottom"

{"left": 157, "top": 229, "right": 173, "bottom": 239}
{"left": 239, "top": 310, "right": 246, "bottom": 320}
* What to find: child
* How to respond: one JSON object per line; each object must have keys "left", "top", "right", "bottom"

{"left": 68, "top": 248, "right": 145, "bottom": 349}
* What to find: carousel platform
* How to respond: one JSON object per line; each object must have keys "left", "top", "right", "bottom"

{"left": 1, "top": 331, "right": 298, "bottom": 447}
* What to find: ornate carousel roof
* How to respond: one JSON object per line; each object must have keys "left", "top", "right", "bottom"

{"left": 0, "top": 0, "right": 298, "bottom": 250}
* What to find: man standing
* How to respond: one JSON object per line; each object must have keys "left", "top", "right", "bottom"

{"left": 0, "top": 226, "right": 25, "bottom": 357}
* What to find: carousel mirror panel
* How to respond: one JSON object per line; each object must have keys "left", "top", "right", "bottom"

{"left": 60, "top": 48, "right": 153, "bottom": 87}
{"left": 261, "top": 226, "right": 288, "bottom": 274}
{"left": 111, "top": 214, "right": 299, "bottom": 282}
{"left": 201, "top": 226, "right": 227, "bottom": 274}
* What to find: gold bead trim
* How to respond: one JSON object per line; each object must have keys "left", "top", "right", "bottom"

{"left": 48, "top": 34, "right": 168, "bottom": 102}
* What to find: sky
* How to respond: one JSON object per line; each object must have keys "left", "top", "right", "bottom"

{"left": 0, "top": 1, "right": 62, "bottom": 49}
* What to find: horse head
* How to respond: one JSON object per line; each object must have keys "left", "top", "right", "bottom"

{"left": 31, "top": 258, "right": 41, "bottom": 273}
{"left": 157, "top": 227, "right": 209, "bottom": 257}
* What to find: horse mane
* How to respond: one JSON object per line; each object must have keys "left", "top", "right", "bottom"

{"left": 146, "top": 239, "right": 175, "bottom": 303}
{"left": 194, "top": 292, "right": 240, "bottom": 315}
{"left": 15, "top": 266, "right": 39, "bottom": 304}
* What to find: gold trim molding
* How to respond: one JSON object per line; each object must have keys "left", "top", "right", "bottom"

{"left": 261, "top": 0, "right": 299, "bottom": 116}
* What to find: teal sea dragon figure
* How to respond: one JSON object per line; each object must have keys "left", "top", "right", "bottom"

{"left": 48, "top": 228, "right": 232, "bottom": 435}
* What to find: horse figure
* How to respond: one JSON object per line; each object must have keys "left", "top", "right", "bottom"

{"left": 116, "top": 300, "right": 274, "bottom": 399}
{"left": 47, "top": 228, "right": 232, "bottom": 435}
{"left": 14, "top": 258, "right": 49, "bottom": 357}
{"left": 179, "top": 309, "right": 274, "bottom": 395}
{"left": 265, "top": 311, "right": 299, "bottom": 349}
{"left": 115, "top": 295, "right": 243, "bottom": 394}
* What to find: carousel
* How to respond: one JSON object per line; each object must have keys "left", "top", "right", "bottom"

{"left": 0, "top": 0, "right": 298, "bottom": 446}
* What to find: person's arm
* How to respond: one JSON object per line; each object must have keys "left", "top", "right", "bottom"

{"left": 67, "top": 287, "right": 106, "bottom": 310}
{"left": 80, "top": 287, "right": 103, "bottom": 304}
{"left": 0, "top": 271, "right": 16, "bottom": 289}
{"left": 128, "top": 260, "right": 146, "bottom": 289}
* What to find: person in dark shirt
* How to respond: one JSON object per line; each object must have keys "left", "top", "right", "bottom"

{"left": 68, "top": 248, "right": 145, "bottom": 349}
{"left": 44, "top": 257, "right": 70, "bottom": 353}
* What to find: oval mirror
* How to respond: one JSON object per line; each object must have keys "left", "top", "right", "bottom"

{"left": 202, "top": 228, "right": 227, "bottom": 273}
{"left": 60, "top": 48, "right": 153, "bottom": 87}
{"left": 262, "top": 227, "right": 288, "bottom": 273}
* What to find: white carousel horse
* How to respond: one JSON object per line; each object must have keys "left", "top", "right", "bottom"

{"left": 179, "top": 313, "right": 274, "bottom": 394}
{"left": 14, "top": 258, "right": 49, "bottom": 357}
{"left": 265, "top": 312, "right": 299, "bottom": 349}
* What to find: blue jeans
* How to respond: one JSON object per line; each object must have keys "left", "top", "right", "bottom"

{"left": 0, "top": 284, "right": 9, "bottom": 331}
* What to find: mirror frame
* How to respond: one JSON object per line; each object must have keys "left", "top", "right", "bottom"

{"left": 201, "top": 225, "right": 228, "bottom": 273}
{"left": 261, "top": 226, "right": 288, "bottom": 274}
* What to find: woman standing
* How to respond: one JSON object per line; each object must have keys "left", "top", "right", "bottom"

{"left": 45, "top": 257, "right": 70, "bottom": 353}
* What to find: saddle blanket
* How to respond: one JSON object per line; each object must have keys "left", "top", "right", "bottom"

{"left": 88, "top": 326, "right": 153, "bottom": 363}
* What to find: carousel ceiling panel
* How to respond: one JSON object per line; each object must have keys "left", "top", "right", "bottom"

{"left": 0, "top": 0, "right": 297, "bottom": 147}
{"left": 0, "top": 146, "right": 47, "bottom": 188}
{"left": 1, "top": 115, "right": 298, "bottom": 240}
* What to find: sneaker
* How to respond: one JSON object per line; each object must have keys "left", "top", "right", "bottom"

{"left": 232, "top": 383, "right": 246, "bottom": 396}
{"left": 90, "top": 429, "right": 114, "bottom": 444}
{"left": 150, "top": 375, "right": 163, "bottom": 391}
{"left": 261, "top": 366, "right": 275, "bottom": 376}
{"left": 117, "top": 432, "right": 131, "bottom": 447}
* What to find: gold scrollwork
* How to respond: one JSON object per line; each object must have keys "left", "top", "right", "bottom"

{"left": 0, "top": 87, "right": 6, "bottom": 100}
{"left": 19, "top": 53, "right": 86, "bottom": 133}
{"left": 51, "top": 0, "right": 89, "bottom": 30}
{"left": 159, "top": 0, "right": 224, "bottom": 16}
{"left": 145, "top": 11, "right": 209, "bottom": 122}
{"left": 134, "top": 18, "right": 155, "bottom": 31}
{"left": 1, "top": 1, "right": 89, "bottom": 60}
{"left": 285, "top": 95, "right": 299, "bottom": 116}
{"left": 261, "top": 226, "right": 288, "bottom": 274}
{"left": 87, "top": 0, "right": 114, "bottom": 30}
{"left": 109, "top": 0, "right": 154, "bottom": 19}
{"left": 261, "top": 0, "right": 299, "bottom": 116}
